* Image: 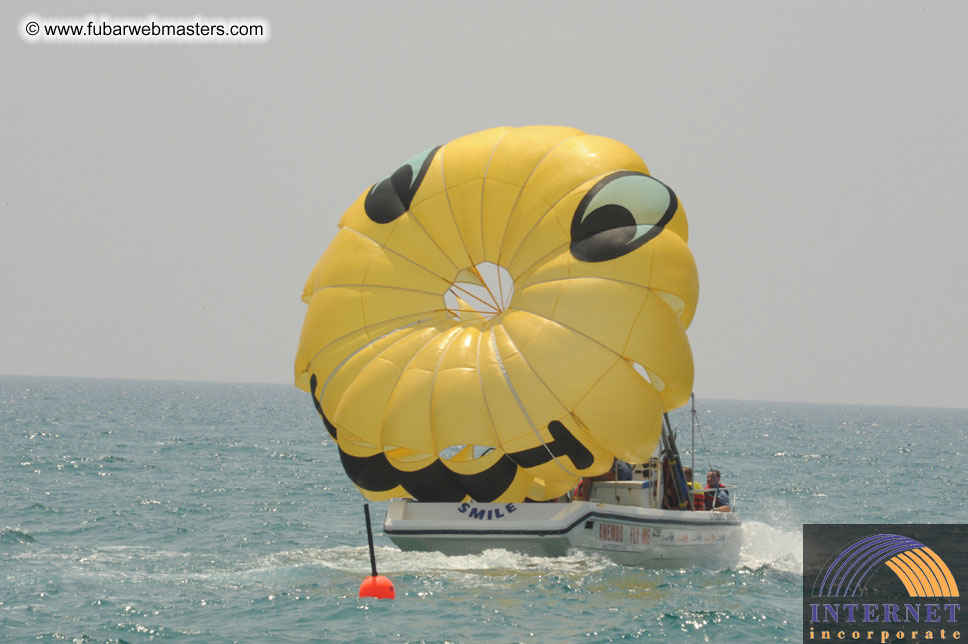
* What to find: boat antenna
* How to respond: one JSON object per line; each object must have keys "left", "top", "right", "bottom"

{"left": 690, "top": 392, "right": 696, "bottom": 477}
{"left": 358, "top": 504, "right": 395, "bottom": 599}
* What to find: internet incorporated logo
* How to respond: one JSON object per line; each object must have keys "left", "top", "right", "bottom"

{"left": 803, "top": 525, "right": 965, "bottom": 644}
{"left": 814, "top": 534, "right": 959, "bottom": 599}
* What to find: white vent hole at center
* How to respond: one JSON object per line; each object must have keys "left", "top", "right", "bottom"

{"left": 444, "top": 262, "right": 514, "bottom": 322}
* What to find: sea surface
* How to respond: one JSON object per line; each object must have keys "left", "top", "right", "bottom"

{"left": 1, "top": 376, "right": 965, "bottom": 643}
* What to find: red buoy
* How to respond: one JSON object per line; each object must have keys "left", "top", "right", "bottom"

{"left": 358, "top": 504, "right": 395, "bottom": 599}
{"left": 359, "top": 574, "right": 395, "bottom": 599}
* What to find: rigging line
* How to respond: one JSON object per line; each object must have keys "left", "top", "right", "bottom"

{"left": 668, "top": 405, "right": 687, "bottom": 437}
{"left": 449, "top": 281, "right": 501, "bottom": 313}
{"left": 488, "top": 325, "right": 576, "bottom": 480}
{"left": 693, "top": 408, "right": 713, "bottom": 472}
{"left": 469, "top": 263, "right": 504, "bottom": 313}
{"left": 442, "top": 308, "right": 499, "bottom": 319}
{"left": 445, "top": 313, "right": 491, "bottom": 325}
{"left": 447, "top": 311, "right": 496, "bottom": 325}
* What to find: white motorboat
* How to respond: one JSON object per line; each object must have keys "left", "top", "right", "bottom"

{"left": 385, "top": 406, "right": 742, "bottom": 569}
{"left": 384, "top": 493, "right": 740, "bottom": 569}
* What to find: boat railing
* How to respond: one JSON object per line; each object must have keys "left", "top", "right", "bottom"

{"left": 587, "top": 480, "right": 737, "bottom": 513}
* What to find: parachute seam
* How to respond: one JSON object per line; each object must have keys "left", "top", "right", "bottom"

{"left": 503, "top": 170, "right": 616, "bottom": 274}
{"left": 478, "top": 129, "right": 512, "bottom": 259}
{"left": 620, "top": 292, "right": 674, "bottom": 394}
{"left": 378, "top": 325, "right": 465, "bottom": 458}
{"left": 495, "top": 134, "right": 581, "bottom": 268}
{"left": 438, "top": 143, "right": 478, "bottom": 272}
{"left": 508, "top": 305, "right": 626, "bottom": 365}
{"left": 341, "top": 226, "right": 456, "bottom": 287}
{"left": 473, "top": 326, "right": 504, "bottom": 459}
{"left": 485, "top": 328, "right": 539, "bottom": 473}
{"left": 312, "top": 283, "right": 445, "bottom": 297}
{"left": 515, "top": 274, "right": 688, "bottom": 327}
{"left": 613, "top": 249, "right": 692, "bottom": 393}
{"left": 497, "top": 320, "right": 609, "bottom": 470}
{"left": 502, "top": 307, "right": 626, "bottom": 421}
{"left": 315, "top": 318, "right": 439, "bottom": 402}
{"left": 621, "top": 248, "right": 659, "bottom": 352}
{"left": 516, "top": 275, "right": 652, "bottom": 294}
{"left": 479, "top": 129, "right": 512, "bottom": 300}
{"left": 426, "top": 326, "right": 469, "bottom": 464}
{"left": 390, "top": 210, "right": 461, "bottom": 274}
{"left": 303, "top": 312, "right": 447, "bottom": 383}
{"left": 489, "top": 324, "right": 575, "bottom": 480}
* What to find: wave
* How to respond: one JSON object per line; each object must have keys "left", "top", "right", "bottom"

{"left": 0, "top": 528, "right": 37, "bottom": 544}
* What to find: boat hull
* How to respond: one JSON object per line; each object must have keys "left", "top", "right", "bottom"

{"left": 383, "top": 499, "right": 742, "bottom": 569}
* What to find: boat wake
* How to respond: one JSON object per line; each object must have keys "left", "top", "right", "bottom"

{"left": 261, "top": 520, "right": 801, "bottom": 581}
{"left": 737, "top": 520, "right": 802, "bottom": 575}
{"left": 285, "top": 544, "right": 612, "bottom": 577}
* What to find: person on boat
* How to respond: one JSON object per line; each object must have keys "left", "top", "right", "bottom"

{"left": 682, "top": 467, "right": 705, "bottom": 510}
{"left": 574, "top": 458, "right": 631, "bottom": 500}
{"left": 661, "top": 463, "right": 687, "bottom": 511}
{"left": 704, "top": 469, "right": 731, "bottom": 512}
{"left": 615, "top": 459, "right": 633, "bottom": 481}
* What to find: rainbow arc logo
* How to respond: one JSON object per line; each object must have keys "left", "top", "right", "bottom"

{"left": 814, "top": 533, "right": 960, "bottom": 598}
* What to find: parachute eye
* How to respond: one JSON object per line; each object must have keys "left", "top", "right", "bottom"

{"left": 570, "top": 171, "right": 678, "bottom": 262}
{"left": 364, "top": 146, "right": 441, "bottom": 224}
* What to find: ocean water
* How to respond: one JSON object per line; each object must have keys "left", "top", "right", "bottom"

{"left": 1, "top": 376, "right": 965, "bottom": 643}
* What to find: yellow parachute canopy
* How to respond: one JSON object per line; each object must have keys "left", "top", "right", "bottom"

{"left": 294, "top": 126, "right": 698, "bottom": 502}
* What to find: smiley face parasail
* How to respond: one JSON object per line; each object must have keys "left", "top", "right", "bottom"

{"left": 294, "top": 126, "right": 698, "bottom": 502}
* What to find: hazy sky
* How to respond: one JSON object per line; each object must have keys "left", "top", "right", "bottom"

{"left": 3, "top": 2, "right": 966, "bottom": 408}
